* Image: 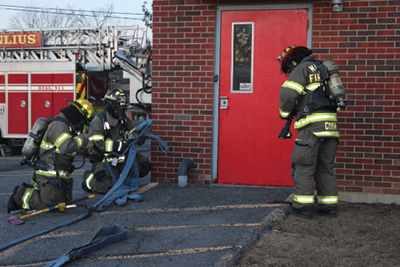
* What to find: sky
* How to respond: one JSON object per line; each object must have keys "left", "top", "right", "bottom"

{"left": 0, "top": 0, "right": 152, "bottom": 29}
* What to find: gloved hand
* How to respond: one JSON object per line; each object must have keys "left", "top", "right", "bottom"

{"left": 88, "top": 149, "right": 104, "bottom": 163}
{"left": 137, "top": 136, "right": 146, "bottom": 146}
{"left": 82, "top": 140, "right": 95, "bottom": 156}
{"left": 125, "top": 130, "right": 139, "bottom": 140}
{"left": 126, "top": 133, "right": 146, "bottom": 146}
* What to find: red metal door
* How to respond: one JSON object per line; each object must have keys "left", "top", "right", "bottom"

{"left": 8, "top": 74, "right": 28, "bottom": 134}
{"left": 218, "top": 9, "right": 309, "bottom": 186}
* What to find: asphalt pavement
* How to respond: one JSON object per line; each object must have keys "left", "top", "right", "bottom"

{"left": 0, "top": 146, "right": 292, "bottom": 267}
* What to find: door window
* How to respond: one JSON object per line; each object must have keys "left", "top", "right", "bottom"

{"left": 231, "top": 22, "right": 254, "bottom": 93}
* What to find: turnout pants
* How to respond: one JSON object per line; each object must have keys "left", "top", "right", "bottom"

{"left": 14, "top": 175, "right": 73, "bottom": 210}
{"left": 85, "top": 153, "right": 152, "bottom": 194}
{"left": 291, "top": 129, "right": 339, "bottom": 210}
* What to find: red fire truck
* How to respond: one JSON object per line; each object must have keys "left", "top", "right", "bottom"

{"left": 0, "top": 26, "right": 151, "bottom": 155}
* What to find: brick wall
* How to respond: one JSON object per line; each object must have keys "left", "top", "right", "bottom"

{"left": 152, "top": 0, "right": 216, "bottom": 183}
{"left": 312, "top": 0, "right": 400, "bottom": 195}
{"left": 152, "top": 0, "right": 400, "bottom": 196}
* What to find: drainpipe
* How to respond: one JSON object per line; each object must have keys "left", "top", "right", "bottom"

{"left": 177, "top": 158, "right": 194, "bottom": 187}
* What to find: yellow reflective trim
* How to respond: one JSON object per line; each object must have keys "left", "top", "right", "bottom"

{"left": 294, "top": 113, "right": 337, "bottom": 129}
{"left": 40, "top": 142, "right": 61, "bottom": 154}
{"left": 282, "top": 80, "right": 304, "bottom": 94}
{"left": 314, "top": 131, "right": 340, "bottom": 138}
{"left": 35, "top": 169, "right": 70, "bottom": 179}
{"left": 105, "top": 156, "right": 125, "bottom": 163}
{"left": 74, "top": 136, "right": 83, "bottom": 150}
{"left": 279, "top": 108, "right": 291, "bottom": 118}
{"left": 89, "top": 135, "right": 104, "bottom": 141}
{"left": 305, "top": 83, "right": 321, "bottom": 91}
{"left": 127, "top": 127, "right": 137, "bottom": 134}
{"left": 55, "top": 133, "right": 72, "bottom": 148}
{"left": 22, "top": 188, "right": 35, "bottom": 209}
{"left": 293, "top": 195, "right": 315, "bottom": 204}
{"left": 105, "top": 140, "right": 113, "bottom": 152}
{"left": 317, "top": 196, "right": 339, "bottom": 204}
{"left": 86, "top": 173, "right": 94, "bottom": 190}
{"left": 40, "top": 140, "right": 53, "bottom": 149}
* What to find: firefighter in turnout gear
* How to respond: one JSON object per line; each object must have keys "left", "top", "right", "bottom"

{"left": 82, "top": 88, "right": 152, "bottom": 194}
{"left": 277, "top": 46, "right": 341, "bottom": 219}
{"left": 8, "top": 99, "right": 94, "bottom": 212}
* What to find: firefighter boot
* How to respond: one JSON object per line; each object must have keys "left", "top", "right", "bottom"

{"left": 288, "top": 205, "right": 313, "bottom": 219}
{"left": 7, "top": 186, "right": 20, "bottom": 213}
{"left": 317, "top": 206, "right": 338, "bottom": 218}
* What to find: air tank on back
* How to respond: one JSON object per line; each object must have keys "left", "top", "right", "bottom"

{"left": 21, "top": 117, "right": 48, "bottom": 160}
{"left": 322, "top": 59, "right": 346, "bottom": 108}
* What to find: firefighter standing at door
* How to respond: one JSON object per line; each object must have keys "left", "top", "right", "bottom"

{"left": 7, "top": 99, "right": 94, "bottom": 212}
{"left": 277, "top": 45, "right": 346, "bottom": 219}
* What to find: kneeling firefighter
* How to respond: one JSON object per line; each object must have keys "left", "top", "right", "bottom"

{"left": 277, "top": 45, "right": 346, "bottom": 219}
{"left": 8, "top": 99, "right": 94, "bottom": 212}
{"left": 82, "top": 88, "right": 152, "bottom": 194}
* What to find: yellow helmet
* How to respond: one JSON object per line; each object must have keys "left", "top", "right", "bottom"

{"left": 65, "top": 98, "right": 95, "bottom": 124}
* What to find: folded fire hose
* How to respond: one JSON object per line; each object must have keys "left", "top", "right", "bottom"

{"left": 45, "top": 226, "right": 127, "bottom": 267}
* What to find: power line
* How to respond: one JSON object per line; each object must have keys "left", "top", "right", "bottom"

{"left": 0, "top": 4, "right": 144, "bottom": 16}
{"left": 0, "top": 4, "right": 145, "bottom": 20}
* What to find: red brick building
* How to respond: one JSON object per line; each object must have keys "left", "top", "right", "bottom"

{"left": 150, "top": 0, "right": 400, "bottom": 204}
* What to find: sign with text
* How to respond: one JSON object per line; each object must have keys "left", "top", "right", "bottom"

{"left": 0, "top": 32, "right": 42, "bottom": 48}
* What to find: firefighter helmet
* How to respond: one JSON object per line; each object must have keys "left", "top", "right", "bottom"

{"left": 65, "top": 98, "right": 95, "bottom": 125}
{"left": 103, "top": 88, "right": 130, "bottom": 119}
{"left": 277, "top": 46, "right": 312, "bottom": 73}
{"left": 104, "top": 88, "right": 128, "bottom": 109}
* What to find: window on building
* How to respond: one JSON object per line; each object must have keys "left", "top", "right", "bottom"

{"left": 232, "top": 22, "right": 253, "bottom": 93}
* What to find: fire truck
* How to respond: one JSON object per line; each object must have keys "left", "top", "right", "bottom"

{"left": 0, "top": 26, "right": 151, "bottom": 155}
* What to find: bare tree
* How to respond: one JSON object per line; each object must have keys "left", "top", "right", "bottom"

{"left": 67, "top": 4, "right": 120, "bottom": 28}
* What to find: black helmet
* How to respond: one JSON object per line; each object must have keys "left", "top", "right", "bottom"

{"left": 104, "top": 88, "right": 129, "bottom": 119}
{"left": 104, "top": 88, "right": 128, "bottom": 108}
{"left": 277, "top": 45, "right": 312, "bottom": 73}
{"left": 104, "top": 88, "right": 128, "bottom": 109}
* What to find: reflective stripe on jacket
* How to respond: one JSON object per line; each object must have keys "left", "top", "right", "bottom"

{"left": 88, "top": 112, "right": 139, "bottom": 155}
{"left": 279, "top": 57, "right": 340, "bottom": 138}
{"left": 38, "top": 113, "right": 82, "bottom": 172}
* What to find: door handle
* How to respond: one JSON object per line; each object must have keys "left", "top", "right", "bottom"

{"left": 220, "top": 96, "right": 228, "bottom": 109}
